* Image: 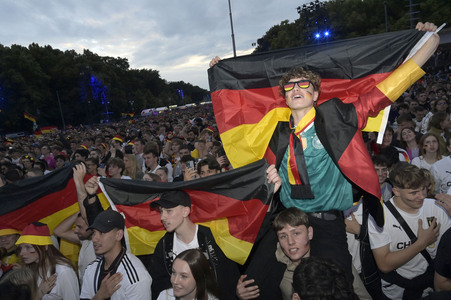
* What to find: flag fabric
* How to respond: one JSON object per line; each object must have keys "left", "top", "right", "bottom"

{"left": 24, "top": 112, "right": 36, "bottom": 122}
{"left": 41, "top": 126, "right": 58, "bottom": 134}
{"left": 0, "top": 159, "right": 273, "bottom": 265}
{"left": 208, "top": 29, "right": 426, "bottom": 168}
{"left": 99, "top": 158, "right": 272, "bottom": 264}
{"left": 0, "top": 164, "right": 86, "bottom": 232}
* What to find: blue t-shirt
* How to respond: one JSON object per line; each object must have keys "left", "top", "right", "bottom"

{"left": 279, "top": 123, "right": 353, "bottom": 212}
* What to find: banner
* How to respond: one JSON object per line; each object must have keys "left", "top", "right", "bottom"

{"left": 0, "top": 159, "right": 273, "bottom": 264}
{"left": 208, "top": 29, "right": 425, "bottom": 168}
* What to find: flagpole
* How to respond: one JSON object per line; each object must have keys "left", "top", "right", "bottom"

{"left": 228, "top": 0, "right": 237, "bottom": 57}
{"left": 56, "top": 91, "right": 66, "bottom": 131}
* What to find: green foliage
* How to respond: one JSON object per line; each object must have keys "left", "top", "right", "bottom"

{"left": 0, "top": 44, "right": 208, "bottom": 132}
{"left": 254, "top": 0, "right": 449, "bottom": 53}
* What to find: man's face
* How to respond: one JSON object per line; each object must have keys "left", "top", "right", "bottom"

{"left": 414, "top": 109, "right": 427, "bottom": 121}
{"left": 55, "top": 158, "right": 66, "bottom": 169}
{"left": 374, "top": 165, "right": 388, "bottom": 185}
{"left": 108, "top": 164, "right": 122, "bottom": 178}
{"left": 159, "top": 206, "right": 188, "bottom": 233}
{"left": 0, "top": 234, "right": 19, "bottom": 252}
{"left": 133, "top": 141, "right": 144, "bottom": 154}
{"left": 91, "top": 229, "right": 122, "bottom": 255}
{"left": 276, "top": 224, "right": 312, "bottom": 265}
{"left": 187, "top": 131, "right": 196, "bottom": 142}
{"left": 90, "top": 150, "right": 99, "bottom": 159}
{"left": 40, "top": 147, "right": 49, "bottom": 156}
{"left": 393, "top": 186, "right": 426, "bottom": 214}
{"left": 418, "top": 93, "right": 427, "bottom": 103}
{"left": 179, "top": 149, "right": 190, "bottom": 157}
{"left": 74, "top": 153, "right": 85, "bottom": 162}
{"left": 409, "top": 101, "right": 418, "bottom": 112}
{"left": 74, "top": 216, "right": 92, "bottom": 241}
{"left": 284, "top": 78, "right": 319, "bottom": 114}
{"left": 199, "top": 165, "right": 219, "bottom": 178}
{"left": 144, "top": 153, "right": 157, "bottom": 168}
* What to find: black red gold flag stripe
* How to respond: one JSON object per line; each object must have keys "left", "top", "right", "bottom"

{"left": 99, "top": 158, "right": 272, "bottom": 264}
{"left": 0, "top": 159, "right": 273, "bottom": 265}
{"left": 208, "top": 29, "right": 426, "bottom": 168}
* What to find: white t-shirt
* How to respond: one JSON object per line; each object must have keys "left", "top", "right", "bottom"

{"left": 172, "top": 225, "right": 199, "bottom": 260}
{"left": 78, "top": 239, "right": 96, "bottom": 283}
{"left": 368, "top": 197, "right": 451, "bottom": 299}
{"left": 431, "top": 156, "right": 451, "bottom": 194}
{"left": 38, "top": 264, "right": 79, "bottom": 300}
{"left": 80, "top": 251, "right": 152, "bottom": 300}
{"left": 411, "top": 156, "right": 434, "bottom": 171}
{"left": 345, "top": 202, "right": 363, "bottom": 273}
{"left": 157, "top": 288, "right": 218, "bottom": 300}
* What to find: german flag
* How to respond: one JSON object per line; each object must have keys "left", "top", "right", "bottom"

{"left": 0, "top": 165, "right": 81, "bottom": 233}
{"left": 208, "top": 29, "right": 427, "bottom": 168}
{"left": 99, "top": 158, "right": 272, "bottom": 264}
{"left": 24, "top": 112, "right": 36, "bottom": 123}
{"left": 0, "top": 159, "right": 273, "bottom": 265}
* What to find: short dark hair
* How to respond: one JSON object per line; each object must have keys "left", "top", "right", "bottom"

{"left": 372, "top": 155, "right": 389, "bottom": 168}
{"left": 197, "top": 156, "right": 220, "bottom": 174}
{"left": 74, "top": 149, "right": 90, "bottom": 159}
{"left": 292, "top": 257, "right": 357, "bottom": 300}
{"left": 107, "top": 158, "right": 125, "bottom": 175}
{"left": 389, "top": 162, "right": 426, "bottom": 189}
{"left": 273, "top": 207, "right": 310, "bottom": 232}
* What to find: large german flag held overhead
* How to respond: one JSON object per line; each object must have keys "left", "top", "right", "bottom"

{"left": 0, "top": 160, "right": 273, "bottom": 265}
{"left": 99, "top": 158, "right": 273, "bottom": 265}
{"left": 208, "top": 29, "right": 427, "bottom": 168}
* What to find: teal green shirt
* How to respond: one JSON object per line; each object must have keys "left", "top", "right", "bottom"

{"left": 279, "top": 124, "right": 353, "bottom": 212}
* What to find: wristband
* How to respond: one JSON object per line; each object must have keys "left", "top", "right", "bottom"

{"left": 87, "top": 192, "right": 97, "bottom": 198}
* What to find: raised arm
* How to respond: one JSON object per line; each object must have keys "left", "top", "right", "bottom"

{"left": 411, "top": 22, "right": 440, "bottom": 68}
{"left": 73, "top": 163, "right": 88, "bottom": 222}
{"left": 53, "top": 212, "right": 80, "bottom": 244}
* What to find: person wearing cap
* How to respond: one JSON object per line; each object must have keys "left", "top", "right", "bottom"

{"left": 0, "top": 224, "right": 21, "bottom": 274}
{"left": 80, "top": 209, "right": 152, "bottom": 300}
{"left": 16, "top": 222, "right": 79, "bottom": 300}
{"left": 149, "top": 190, "right": 240, "bottom": 300}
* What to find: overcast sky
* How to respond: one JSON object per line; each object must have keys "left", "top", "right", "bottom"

{"left": 0, "top": 0, "right": 312, "bottom": 90}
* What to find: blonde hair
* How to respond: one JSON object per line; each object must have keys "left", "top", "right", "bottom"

{"left": 0, "top": 268, "right": 38, "bottom": 300}
{"left": 123, "top": 154, "right": 140, "bottom": 179}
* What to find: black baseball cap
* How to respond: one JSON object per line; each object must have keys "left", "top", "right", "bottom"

{"left": 150, "top": 190, "right": 191, "bottom": 209}
{"left": 88, "top": 210, "right": 125, "bottom": 233}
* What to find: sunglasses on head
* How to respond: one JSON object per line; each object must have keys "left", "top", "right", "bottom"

{"left": 283, "top": 80, "right": 312, "bottom": 92}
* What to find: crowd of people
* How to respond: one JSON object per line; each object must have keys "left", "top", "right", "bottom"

{"left": 0, "top": 21, "right": 451, "bottom": 300}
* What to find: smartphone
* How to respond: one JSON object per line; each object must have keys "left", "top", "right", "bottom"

{"left": 100, "top": 163, "right": 105, "bottom": 169}
{"left": 187, "top": 161, "right": 194, "bottom": 169}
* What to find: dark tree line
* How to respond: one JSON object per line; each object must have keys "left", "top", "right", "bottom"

{"left": 254, "top": 0, "right": 450, "bottom": 53}
{"left": 0, "top": 44, "right": 208, "bottom": 133}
